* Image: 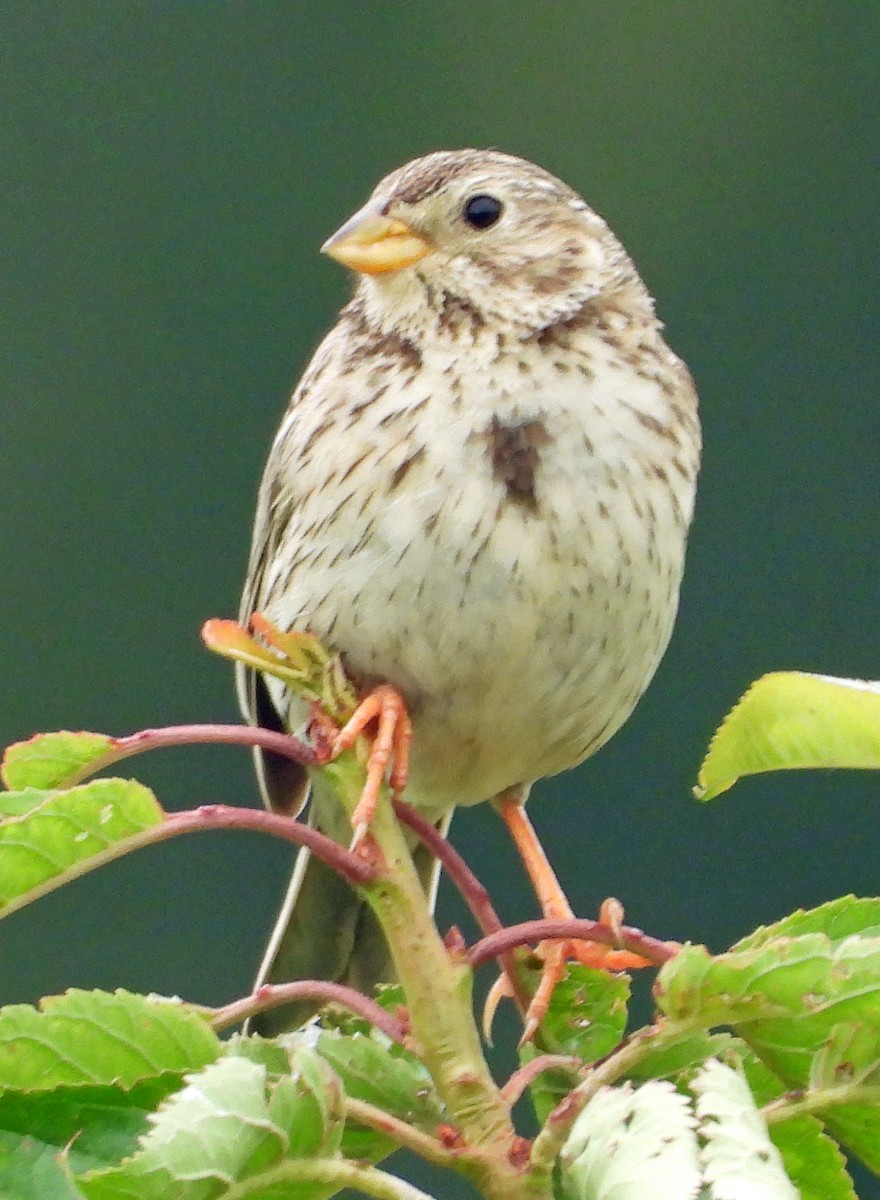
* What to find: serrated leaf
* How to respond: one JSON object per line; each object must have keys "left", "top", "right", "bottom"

{"left": 559, "top": 1080, "right": 701, "bottom": 1200}
{"left": 0, "top": 778, "right": 164, "bottom": 916}
{"left": 696, "top": 671, "right": 880, "bottom": 799}
{"left": 232, "top": 1029, "right": 432, "bottom": 1168}
{"left": 655, "top": 938, "right": 828, "bottom": 1027}
{"left": 0, "top": 1082, "right": 166, "bottom": 1176}
{"left": 692, "top": 1058, "right": 798, "bottom": 1198}
{"left": 0, "top": 1129, "right": 85, "bottom": 1199}
{"left": 659, "top": 934, "right": 880, "bottom": 1179}
{"left": 225, "top": 1035, "right": 293, "bottom": 1077}
{"left": 521, "top": 965, "right": 628, "bottom": 1122}
{"left": 276, "top": 1045, "right": 344, "bottom": 1162}
{"left": 0, "top": 989, "right": 219, "bottom": 1091}
{"left": 825, "top": 1103, "right": 880, "bottom": 1176}
{"left": 537, "top": 965, "right": 630, "bottom": 1061}
{"left": 78, "top": 1052, "right": 342, "bottom": 1200}
{"left": 627, "top": 1033, "right": 742, "bottom": 1083}
{"left": 768, "top": 1118, "right": 857, "bottom": 1200}
{"left": 314, "top": 1028, "right": 441, "bottom": 1124}
{"left": 743, "top": 1055, "right": 857, "bottom": 1200}
{"left": 658, "top": 935, "right": 880, "bottom": 1076}
{"left": 2, "top": 731, "right": 115, "bottom": 791}
{"left": 734, "top": 896, "right": 880, "bottom": 952}
{"left": 738, "top": 936, "right": 880, "bottom": 1086}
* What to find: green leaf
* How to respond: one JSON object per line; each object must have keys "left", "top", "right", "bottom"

{"left": 0, "top": 990, "right": 220, "bottom": 1091}
{"left": 655, "top": 937, "right": 830, "bottom": 1027}
{"left": 734, "top": 895, "right": 880, "bottom": 952}
{"left": 626, "top": 1031, "right": 741, "bottom": 1083}
{"left": 274, "top": 1045, "right": 344, "bottom": 1162}
{"left": 78, "top": 1050, "right": 344, "bottom": 1200}
{"left": 537, "top": 966, "right": 629, "bottom": 1061}
{"left": 0, "top": 1129, "right": 85, "bottom": 1199}
{"left": 658, "top": 934, "right": 880, "bottom": 1070}
{"left": 0, "top": 778, "right": 164, "bottom": 916}
{"left": 739, "top": 937, "right": 880, "bottom": 1088}
{"left": 770, "top": 1118, "right": 858, "bottom": 1200}
{"left": 696, "top": 671, "right": 880, "bottom": 799}
{"left": 0, "top": 788, "right": 55, "bottom": 819}
{"left": 0, "top": 1083, "right": 167, "bottom": 1176}
{"left": 232, "top": 1029, "right": 435, "bottom": 1165}
{"left": 225, "top": 1034, "right": 293, "bottom": 1078}
{"left": 692, "top": 1058, "right": 799, "bottom": 1197}
{"left": 2, "top": 731, "right": 115, "bottom": 791}
{"left": 806, "top": 1022, "right": 880, "bottom": 1176}
{"left": 522, "top": 965, "right": 628, "bottom": 1122}
{"left": 558, "top": 1079, "right": 700, "bottom": 1200}
{"left": 658, "top": 934, "right": 880, "bottom": 1178}
{"left": 744, "top": 1055, "right": 857, "bottom": 1200}
{"left": 314, "top": 1028, "right": 441, "bottom": 1122}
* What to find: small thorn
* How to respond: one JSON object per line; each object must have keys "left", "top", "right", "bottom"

{"left": 443, "top": 925, "right": 467, "bottom": 955}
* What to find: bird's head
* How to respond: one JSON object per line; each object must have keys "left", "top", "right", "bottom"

{"left": 322, "top": 149, "right": 648, "bottom": 338}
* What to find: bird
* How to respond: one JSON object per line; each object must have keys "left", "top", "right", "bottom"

{"left": 237, "top": 149, "right": 700, "bottom": 1036}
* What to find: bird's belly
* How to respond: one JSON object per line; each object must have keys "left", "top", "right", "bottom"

{"left": 265, "top": 459, "right": 688, "bottom": 815}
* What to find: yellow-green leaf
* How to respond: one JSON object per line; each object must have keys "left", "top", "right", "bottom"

{"left": 0, "top": 990, "right": 219, "bottom": 1091}
{"left": 0, "top": 778, "right": 164, "bottom": 916}
{"left": 696, "top": 672, "right": 880, "bottom": 799}
{"left": 2, "top": 731, "right": 115, "bottom": 791}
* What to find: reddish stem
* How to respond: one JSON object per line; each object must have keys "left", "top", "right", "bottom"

{"left": 212, "top": 980, "right": 407, "bottom": 1044}
{"left": 162, "top": 805, "right": 373, "bottom": 886}
{"left": 468, "top": 919, "right": 679, "bottom": 971}
{"left": 64, "top": 723, "right": 325, "bottom": 789}
{"left": 499, "top": 1054, "right": 581, "bottom": 1107}
{"left": 392, "top": 799, "right": 534, "bottom": 1016}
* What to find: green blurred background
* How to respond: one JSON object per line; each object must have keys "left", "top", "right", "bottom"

{"left": 2, "top": 2, "right": 878, "bottom": 1192}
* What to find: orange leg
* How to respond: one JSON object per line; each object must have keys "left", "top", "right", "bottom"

{"left": 494, "top": 789, "right": 649, "bottom": 1041}
{"left": 332, "top": 685, "right": 412, "bottom": 847}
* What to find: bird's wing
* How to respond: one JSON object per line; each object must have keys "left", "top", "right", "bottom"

{"left": 236, "top": 405, "right": 311, "bottom": 816}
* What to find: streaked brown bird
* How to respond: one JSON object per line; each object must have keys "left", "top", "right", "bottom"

{"left": 238, "top": 149, "right": 700, "bottom": 1034}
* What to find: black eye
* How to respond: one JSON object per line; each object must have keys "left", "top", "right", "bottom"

{"left": 462, "top": 194, "right": 504, "bottom": 230}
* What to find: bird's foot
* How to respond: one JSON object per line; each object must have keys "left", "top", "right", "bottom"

{"left": 522, "top": 898, "right": 648, "bottom": 1042}
{"left": 331, "top": 685, "right": 412, "bottom": 848}
{"left": 483, "top": 897, "right": 648, "bottom": 1044}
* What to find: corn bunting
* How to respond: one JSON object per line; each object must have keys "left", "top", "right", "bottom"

{"left": 238, "top": 149, "right": 700, "bottom": 1033}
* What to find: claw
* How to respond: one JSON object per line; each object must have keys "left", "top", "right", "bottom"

{"left": 332, "top": 684, "right": 411, "bottom": 846}
{"left": 482, "top": 973, "right": 512, "bottom": 1044}
{"left": 494, "top": 791, "right": 651, "bottom": 1040}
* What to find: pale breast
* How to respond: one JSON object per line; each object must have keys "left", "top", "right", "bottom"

{"left": 257, "top": 317, "right": 699, "bottom": 815}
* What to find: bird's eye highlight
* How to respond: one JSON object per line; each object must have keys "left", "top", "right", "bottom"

{"left": 462, "top": 194, "right": 504, "bottom": 230}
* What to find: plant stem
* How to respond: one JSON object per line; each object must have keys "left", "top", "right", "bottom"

{"left": 210, "top": 980, "right": 406, "bottom": 1043}
{"left": 323, "top": 760, "right": 548, "bottom": 1200}
{"left": 762, "top": 1083, "right": 880, "bottom": 1125}
{"left": 469, "top": 919, "right": 678, "bottom": 970}
{"left": 528, "top": 1016, "right": 704, "bottom": 1182}
{"left": 392, "top": 798, "right": 534, "bottom": 1016}
{"left": 344, "top": 1097, "right": 457, "bottom": 1168}
{"left": 65, "top": 723, "right": 324, "bottom": 788}
{"left": 224, "top": 1157, "right": 439, "bottom": 1200}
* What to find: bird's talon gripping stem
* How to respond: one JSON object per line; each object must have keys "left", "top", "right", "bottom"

{"left": 491, "top": 790, "right": 651, "bottom": 1039}
{"left": 331, "top": 684, "right": 411, "bottom": 844}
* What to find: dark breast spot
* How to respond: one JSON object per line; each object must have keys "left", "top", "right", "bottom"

{"left": 479, "top": 416, "right": 552, "bottom": 514}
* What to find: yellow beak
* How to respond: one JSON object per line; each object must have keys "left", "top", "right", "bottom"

{"left": 321, "top": 205, "right": 432, "bottom": 275}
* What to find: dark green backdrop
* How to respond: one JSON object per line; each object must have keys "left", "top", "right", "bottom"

{"left": 2, "top": 3, "right": 878, "bottom": 1193}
